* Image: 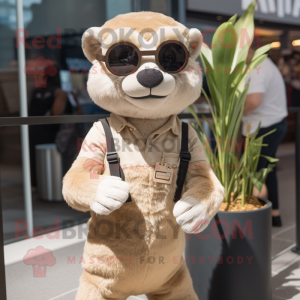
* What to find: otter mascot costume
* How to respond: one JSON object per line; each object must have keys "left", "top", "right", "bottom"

{"left": 63, "top": 11, "right": 224, "bottom": 300}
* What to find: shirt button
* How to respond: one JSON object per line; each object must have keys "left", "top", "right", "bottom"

{"left": 130, "top": 128, "right": 134, "bottom": 131}
{"left": 148, "top": 144, "right": 152, "bottom": 149}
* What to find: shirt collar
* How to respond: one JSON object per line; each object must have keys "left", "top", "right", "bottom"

{"left": 110, "top": 113, "right": 137, "bottom": 133}
{"left": 151, "top": 115, "right": 180, "bottom": 138}
{"left": 110, "top": 113, "right": 180, "bottom": 137}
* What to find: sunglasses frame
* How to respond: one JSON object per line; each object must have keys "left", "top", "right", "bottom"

{"left": 97, "top": 40, "right": 189, "bottom": 76}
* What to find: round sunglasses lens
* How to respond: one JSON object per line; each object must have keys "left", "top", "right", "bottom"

{"left": 108, "top": 44, "right": 139, "bottom": 75}
{"left": 158, "top": 43, "right": 187, "bottom": 72}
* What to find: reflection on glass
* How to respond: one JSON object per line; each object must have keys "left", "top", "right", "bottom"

{"left": 1, "top": 122, "right": 94, "bottom": 244}
{"left": 0, "top": 0, "right": 176, "bottom": 245}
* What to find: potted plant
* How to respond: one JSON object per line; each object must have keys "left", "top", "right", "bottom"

{"left": 185, "top": 2, "right": 277, "bottom": 300}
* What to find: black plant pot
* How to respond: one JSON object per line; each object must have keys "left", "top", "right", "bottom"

{"left": 185, "top": 198, "right": 272, "bottom": 300}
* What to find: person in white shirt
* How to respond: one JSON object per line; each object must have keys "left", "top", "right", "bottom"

{"left": 243, "top": 48, "right": 288, "bottom": 227}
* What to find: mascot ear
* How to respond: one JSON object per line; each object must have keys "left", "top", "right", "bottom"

{"left": 82, "top": 27, "right": 103, "bottom": 63}
{"left": 188, "top": 28, "right": 203, "bottom": 60}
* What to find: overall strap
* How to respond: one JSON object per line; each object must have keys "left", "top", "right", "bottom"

{"left": 100, "top": 118, "right": 132, "bottom": 202}
{"left": 174, "top": 122, "right": 191, "bottom": 202}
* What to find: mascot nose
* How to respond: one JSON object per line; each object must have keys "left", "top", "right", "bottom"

{"left": 137, "top": 68, "right": 164, "bottom": 88}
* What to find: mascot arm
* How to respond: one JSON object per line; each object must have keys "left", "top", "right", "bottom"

{"left": 173, "top": 125, "right": 224, "bottom": 234}
{"left": 63, "top": 157, "right": 103, "bottom": 212}
{"left": 62, "top": 122, "right": 130, "bottom": 213}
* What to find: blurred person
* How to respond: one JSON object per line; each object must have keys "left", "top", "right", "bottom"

{"left": 243, "top": 47, "right": 288, "bottom": 227}
{"left": 290, "top": 51, "right": 300, "bottom": 107}
{"left": 278, "top": 49, "right": 293, "bottom": 84}
{"left": 268, "top": 49, "right": 281, "bottom": 65}
{"left": 278, "top": 56, "right": 291, "bottom": 84}
{"left": 28, "top": 64, "right": 82, "bottom": 188}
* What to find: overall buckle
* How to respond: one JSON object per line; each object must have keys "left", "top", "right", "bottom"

{"left": 107, "top": 152, "right": 119, "bottom": 164}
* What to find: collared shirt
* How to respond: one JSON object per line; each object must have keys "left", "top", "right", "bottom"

{"left": 78, "top": 113, "right": 207, "bottom": 170}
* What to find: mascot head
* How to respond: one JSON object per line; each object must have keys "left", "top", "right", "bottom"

{"left": 82, "top": 12, "right": 203, "bottom": 119}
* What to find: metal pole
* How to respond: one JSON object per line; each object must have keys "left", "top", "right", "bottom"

{"left": 167, "top": 0, "right": 172, "bottom": 16}
{"left": 133, "top": 0, "right": 141, "bottom": 11}
{"left": 16, "top": 0, "right": 34, "bottom": 237}
{"left": 0, "top": 163, "right": 7, "bottom": 299}
{"left": 178, "top": 0, "right": 186, "bottom": 25}
{"left": 292, "top": 110, "right": 300, "bottom": 254}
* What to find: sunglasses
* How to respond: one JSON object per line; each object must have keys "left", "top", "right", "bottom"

{"left": 97, "top": 40, "right": 189, "bottom": 76}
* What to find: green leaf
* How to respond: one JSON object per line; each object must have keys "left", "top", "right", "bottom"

{"left": 227, "top": 84, "right": 249, "bottom": 141}
{"left": 212, "top": 22, "right": 237, "bottom": 97}
{"left": 249, "top": 173, "right": 264, "bottom": 192}
{"left": 201, "top": 44, "right": 213, "bottom": 69}
{"left": 260, "top": 155, "right": 279, "bottom": 163}
{"left": 238, "top": 53, "right": 268, "bottom": 89}
{"left": 252, "top": 44, "right": 272, "bottom": 61}
{"left": 254, "top": 128, "right": 277, "bottom": 141}
{"left": 205, "top": 71, "right": 222, "bottom": 114}
{"left": 187, "top": 105, "right": 201, "bottom": 127}
{"left": 231, "top": 1, "right": 256, "bottom": 70}
{"left": 251, "top": 143, "right": 268, "bottom": 147}
{"left": 228, "top": 60, "right": 246, "bottom": 97}
{"left": 201, "top": 88, "right": 216, "bottom": 121}
{"left": 247, "top": 54, "right": 268, "bottom": 75}
{"left": 228, "top": 14, "right": 237, "bottom": 24}
{"left": 249, "top": 123, "right": 261, "bottom": 141}
{"left": 249, "top": 163, "right": 276, "bottom": 192}
{"left": 202, "top": 115, "right": 216, "bottom": 135}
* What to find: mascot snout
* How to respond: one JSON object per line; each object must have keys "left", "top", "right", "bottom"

{"left": 136, "top": 68, "right": 163, "bottom": 90}
{"left": 122, "top": 62, "right": 175, "bottom": 108}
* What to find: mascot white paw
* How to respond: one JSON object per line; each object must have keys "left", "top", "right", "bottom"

{"left": 90, "top": 176, "right": 130, "bottom": 215}
{"left": 174, "top": 196, "right": 220, "bottom": 234}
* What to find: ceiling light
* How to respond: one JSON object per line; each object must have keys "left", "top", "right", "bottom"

{"left": 292, "top": 39, "right": 300, "bottom": 47}
{"left": 271, "top": 42, "right": 281, "bottom": 49}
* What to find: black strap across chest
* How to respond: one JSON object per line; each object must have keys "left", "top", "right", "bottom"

{"left": 100, "top": 118, "right": 132, "bottom": 203}
{"left": 99, "top": 118, "right": 191, "bottom": 203}
{"left": 174, "top": 122, "right": 191, "bottom": 202}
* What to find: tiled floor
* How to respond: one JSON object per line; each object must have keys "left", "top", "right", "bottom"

{"left": 272, "top": 143, "right": 297, "bottom": 253}
{"left": 5, "top": 241, "right": 146, "bottom": 300}
{"left": 270, "top": 142, "right": 300, "bottom": 300}
{"left": 1, "top": 164, "right": 89, "bottom": 243}
{"left": 272, "top": 250, "right": 300, "bottom": 299}
{"left": 2, "top": 142, "right": 300, "bottom": 299}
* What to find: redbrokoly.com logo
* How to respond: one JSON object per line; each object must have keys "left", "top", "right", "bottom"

{"left": 25, "top": 57, "right": 57, "bottom": 88}
{"left": 23, "top": 246, "right": 56, "bottom": 277}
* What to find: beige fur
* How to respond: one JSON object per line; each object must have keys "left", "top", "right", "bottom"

{"left": 62, "top": 157, "right": 104, "bottom": 212}
{"left": 102, "top": 12, "right": 186, "bottom": 42}
{"left": 65, "top": 157, "right": 216, "bottom": 299}
{"left": 63, "top": 11, "right": 224, "bottom": 300}
{"left": 86, "top": 58, "right": 202, "bottom": 119}
{"left": 82, "top": 13, "right": 203, "bottom": 119}
{"left": 184, "top": 162, "right": 224, "bottom": 219}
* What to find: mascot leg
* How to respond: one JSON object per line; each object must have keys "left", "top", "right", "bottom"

{"left": 146, "top": 264, "right": 198, "bottom": 300}
{"left": 75, "top": 270, "right": 127, "bottom": 300}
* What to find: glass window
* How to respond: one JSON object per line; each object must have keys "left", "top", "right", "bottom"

{"left": 0, "top": 0, "right": 179, "bottom": 246}
{"left": 106, "top": 0, "right": 132, "bottom": 20}
{"left": 150, "top": 0, "right": 169, "bottom": 15}
{"left": 138, "top": 0, "right": 171, "bottom": 15}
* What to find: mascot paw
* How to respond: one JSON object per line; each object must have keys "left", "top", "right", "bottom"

{"left": 90, "top": 176, "right": 130, "bottom": 215}
{"left": 173, "top": 196, "right": 217, "bottom": 234}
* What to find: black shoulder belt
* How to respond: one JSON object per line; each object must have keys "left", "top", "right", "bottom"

{"left": 100, "top": 118, "right": 191, "bottom": 203}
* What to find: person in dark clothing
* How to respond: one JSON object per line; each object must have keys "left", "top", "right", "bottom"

{"left": 28, "top": 66, "right": 80, "bottom": 187}
{"left": 244, "top": 48, "right": 288, "bottom": 227}
{"left": 290, "top": 51, "right": 300, "bottom": 107}
{"left": 254, "top": 119, "right": 287, "bottom": 214}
